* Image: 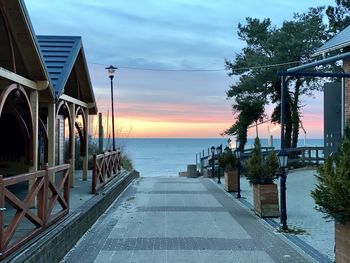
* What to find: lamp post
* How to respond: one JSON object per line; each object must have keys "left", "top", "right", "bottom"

{"left": 216, "top": 145, "right": 222, "bottom": 184}
{"left": 235, "top": 149, "right": 241, "bottom": 198}
{"left": 278, "top": 149, "right": 288, "bottom": 230}
{"left": 210, "top": 146, "right": 215, "bottom": 178}
{"left": 106, "top": 65, "right": 118, "bottom": 151}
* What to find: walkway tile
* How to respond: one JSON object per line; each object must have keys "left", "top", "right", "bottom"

{"left": 63, "top": 177, "right": 315, "bottom": 263}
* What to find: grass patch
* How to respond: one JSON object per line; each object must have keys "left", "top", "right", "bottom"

{"left": 277, "top": 226, "right": 307, "bottom": 235}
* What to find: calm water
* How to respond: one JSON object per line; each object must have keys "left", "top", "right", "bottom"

{"left": 109, "top": 138, "right": 324, "bottom": 177}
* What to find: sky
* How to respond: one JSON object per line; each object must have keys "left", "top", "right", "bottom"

{"left": 25, "top": 0, "right": 334, "bottom": 138}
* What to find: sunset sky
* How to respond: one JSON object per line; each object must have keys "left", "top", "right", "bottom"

{"left": 26, "top": 0, "right": 332, "bottom": 138}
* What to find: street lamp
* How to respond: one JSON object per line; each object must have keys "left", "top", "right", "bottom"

{"left": 216, "top": 145, "right": 222, "bottom": 184}
{"left": 278, "top": 149, "right": 288, "bottom": 230}
{"left": 210, "top": 146, "right": 215, "bottom": 178}
{"left": 235, "top": 149, "right": 241, "bottom": 198}
{"left": 106, "top": 65, "right": 118, "bottom": 151}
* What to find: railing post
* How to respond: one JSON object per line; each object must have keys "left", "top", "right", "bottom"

{"left": 92, "top": 154, "right": 97, "bottom": 194}
{"left": 308, "top": 149, "right": 311, "bottom": 165}
{"left": 38, "top": 164, "right": 49, "bottom": 226}
{"left": 316, "top": 149, "right": 319, "bottom": 165}
{"left": 65, "top": 161, "right": 71, "bottom": 210}
{"left": 0, "top": 175, "right": 4, "bottom": 254}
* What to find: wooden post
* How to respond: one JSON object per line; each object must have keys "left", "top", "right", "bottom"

{"left": 48, "top": 103, "right": 56, "bottom": 168}
{"left": 29, "top": 91, "right": 39, "bottom": 200}
{"left": 69, "top": 104, "right": 75, "bottom": 187}
{"left": 64, "top": 162, "right": 71, "bottom": 210}
{"left": 308, "top": 149, "right": 311, "bottom": 165}
{"left": 38, "top": 164, "right": 49, "bottom": 226}
{"left": 302, "top": 149, "right": 305, "bottom": 166}
{"left": 29, "top": 90, "right": 39, "bottom": 172}
{"left": 98, "top": 113, "right": 103, "bottom": 153}
{"left": 316, "top": 149, "right": 319, "bottom": 165}
{"left": 92, "top": 154, "right": 97, "bottom": 194}
{"left": 83, "top": 108, "right": 89, "bottom": 181}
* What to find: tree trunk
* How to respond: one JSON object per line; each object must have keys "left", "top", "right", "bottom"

{"left": 284, "top": 91, "right": 293, "bottom": 149}
{"left": 291, "top": 79, "right": 301, "bottom": 148}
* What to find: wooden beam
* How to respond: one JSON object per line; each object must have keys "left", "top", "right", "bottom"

{"left": 60, "top": 94, "right": 89, "bottom": 109}
{"left": 0, "top": 67, "right": 48, "bottom": 90}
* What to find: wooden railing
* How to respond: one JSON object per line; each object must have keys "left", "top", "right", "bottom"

{"left": 199, "top": 146, "right": 324, "bottom": 174}
{"left": 92, "top": 151, "right": 121, "bottom": 194}
{"left": 0, "top": 163, "right": 70, "bottom": 259}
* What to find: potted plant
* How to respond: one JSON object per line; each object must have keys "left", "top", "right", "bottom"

{"left": 311, "top": 125, "right": 350, "bottom": 263}
{"left": 219, "top": 147, "right": 238, "bottom": 192}
{"left": 245, "top": 138, "right": 279, "bottom": 217}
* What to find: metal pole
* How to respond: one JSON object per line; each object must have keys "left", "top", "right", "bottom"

{"left": 237, "top": 154, "right": 241, "bottom": 198}
{"left": 211, "top": 151, "right": 215, "bottom": 178}
{"left": 280, "top": 76, "right": 288, "bottom": 230}
{"left": 110, "top": 76, "right": 116, "bottom": 151}
{"left": 217, "top": 154, "right": 221, "bottom": 184}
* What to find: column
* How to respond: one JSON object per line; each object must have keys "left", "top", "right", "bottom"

{"left": 83, "top": 108, "right": 89, "bottom": 181}
{"left": 69, "top": 103, "right": 75, "bottom": 187}
{"left": 29, "top": 90, "right": 39, "bottom": 172}
{"left": 48, "top": 103, "right": 56, "bottom": 167}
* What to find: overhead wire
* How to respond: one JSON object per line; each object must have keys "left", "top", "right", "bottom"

{"left": 89, "top": 60, "right": 303, "bottom": 72}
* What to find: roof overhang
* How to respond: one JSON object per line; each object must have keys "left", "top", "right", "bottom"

{"left": 0, "top": 0, "right": 54, "bottom": 101}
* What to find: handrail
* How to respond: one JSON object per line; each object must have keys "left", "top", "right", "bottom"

{"left": 0, "top": 163, "right": 70, "bottom": 259}
{"left": 199, "top": 146, "right": 325, "bottom": 170}
{"left": 92, "top": 150, "right": 121, "bottom": 194}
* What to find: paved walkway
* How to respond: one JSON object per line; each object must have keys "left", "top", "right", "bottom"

{"left": 63, "top": 177, "right": 315, "bottom": 263}
{"left": 236, "top": 168, "right": 333, "bottom": 262}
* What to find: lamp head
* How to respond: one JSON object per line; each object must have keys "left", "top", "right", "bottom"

{"left": 278, "top": 149, "right": 288, "bottom": 168}
{"left": 106, "top": 65, "right": 118, "bottom": 78}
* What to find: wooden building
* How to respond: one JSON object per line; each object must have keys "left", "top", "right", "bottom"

{"left": 313, "top": 25, "right": 350, "bottom": 154}
{"left": 0, "top": 0, "right": 97, "bottom": 257}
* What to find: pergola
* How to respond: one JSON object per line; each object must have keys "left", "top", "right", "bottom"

{"left": 278, "top": 49, "right": 350, "bottom": 230}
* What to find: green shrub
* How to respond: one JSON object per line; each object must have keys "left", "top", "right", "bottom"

{"left": 219, "top": 147, "right": 237, "bottom": 172}
{"left": 245, "top": 137, "right": 279, "bottom": 185}
{"left": 311, "top": 124, "right": 350, "bottom": 224}
{"left": 121, "top": 154, "right": 134, "bottom": 171}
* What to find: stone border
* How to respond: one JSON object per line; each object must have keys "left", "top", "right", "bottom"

{"left": 4, "top": 170, "right": 140, "bottom": 263}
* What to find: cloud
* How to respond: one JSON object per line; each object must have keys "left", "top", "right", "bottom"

{"left": 25, "top": 0, "right": 329, "bottom": 138}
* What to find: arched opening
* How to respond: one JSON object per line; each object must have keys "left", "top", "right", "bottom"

{"left": 56, "top": 101, "right": 72, "bottom": 165}
{"left": 0, "top": 84, "right": 33, "bottom": 176}
{"left": 73, "top": 107, "right": 86, "bottom": 170}
{"left": 38, "top": 117, "right": 48, "bottom": 168}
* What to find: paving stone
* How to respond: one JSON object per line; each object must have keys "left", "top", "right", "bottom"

{"left": 63, "top": 177, "right": 315, "bottom": 263}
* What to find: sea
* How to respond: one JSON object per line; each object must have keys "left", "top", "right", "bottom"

{"left": 107, "top": 138, "right": 324, "bottom": 177}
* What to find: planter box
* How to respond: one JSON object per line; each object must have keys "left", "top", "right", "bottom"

{"left": 336, "top": 222, "right": 350, "bottom": 263}
{"left": 253, "top": 184, "right": 279, "bottom": 218}
{"left": 224, "top": 170, "right": 238, "bottom": 192}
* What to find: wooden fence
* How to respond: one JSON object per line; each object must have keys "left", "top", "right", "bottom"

{"left": 199, "top": 146, "right": 324, "bottom": 174}
{"left": 92, "top": 151, "right": 121, "bottom": 194}
{"left": 0, "top": 163, "right": 70, "bottom": 259}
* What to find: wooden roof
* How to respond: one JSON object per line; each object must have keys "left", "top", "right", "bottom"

{"left": 313, "top": 25, "right": 350, "bottom": 57}
{"left": 37, "top": 35, "right": 97, "bottom": 114}
{"left": 0, "top": 0, "right": 53, "bottom": 101}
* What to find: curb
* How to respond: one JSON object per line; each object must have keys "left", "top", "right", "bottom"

{"left": 5, "top": 170, "right": 140, "bottom": 263}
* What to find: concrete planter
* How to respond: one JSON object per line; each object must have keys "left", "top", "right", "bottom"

{"left": 224, "top": 170, "right": 238, "bottom": 192}
{"left": 253, "top": 184, "right": 279, "bottom": 218}
{"left": 335, "top": 222, "right": 350, "bottom": 263}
